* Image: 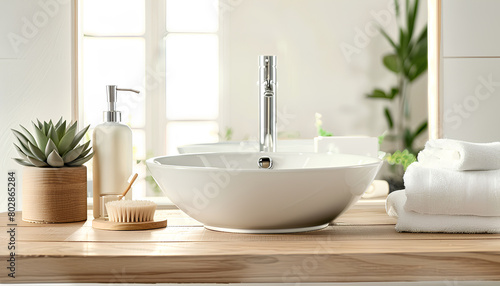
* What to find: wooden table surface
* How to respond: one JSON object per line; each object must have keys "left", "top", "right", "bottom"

{"left": 1, "top": 200, "right": 500, "bottom": 283}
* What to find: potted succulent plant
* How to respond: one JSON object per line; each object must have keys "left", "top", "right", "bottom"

{"left": 11, "top": 118, "right": 93, "bottom": 223}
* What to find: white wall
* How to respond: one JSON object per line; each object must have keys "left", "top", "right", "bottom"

{"left": 0, "top": 0, "right": 73, "bottom": 211}
{"left": 440, "top": 0, "right": 500, "bottom": 142}
{"left": 221, "top": 0, "right": 428, "bottom": 142}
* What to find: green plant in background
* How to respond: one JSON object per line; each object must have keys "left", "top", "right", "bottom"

{"left": 366, "top": 0, "right": 428, "bottom": 155}
{"left": 379, "top": 131, "right": 416, "bottom": 175}
{"left": 315, "top": 113, "right": 333, "bottom": 137}
{"left": 219, "top": 127, "right": 233, "bottom": 141}
{"left": 11, "top": 118, "right": 93, "bottom": 167}
{"left": 378, "top": 131, "right": 387, "bottom": 146}
{"left": 384, "top": 149, "right": 416, "bottom": 171}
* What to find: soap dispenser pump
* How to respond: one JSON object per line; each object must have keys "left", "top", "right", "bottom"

{"left": 92, "top": 85, "right": 140, "bottom": 219}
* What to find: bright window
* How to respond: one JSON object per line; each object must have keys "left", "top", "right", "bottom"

{"left": 81, "top": 0, "right": 220, "bottom": 202}
{"left": 165, "top": 34, "right": 219, "bottom": 120}
{"left": 166, "top": 0, "right": 218, "bottom": 32}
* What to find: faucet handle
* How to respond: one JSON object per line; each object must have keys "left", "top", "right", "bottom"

{"left": 259, "top": 55, "right": 276, "bottom": 67}
{"left": 259, "top": 55, "right": 277, "bottom": 89}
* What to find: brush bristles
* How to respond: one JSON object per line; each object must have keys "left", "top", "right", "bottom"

{"left": 106, "top": 200, "right": 157, "bottom": 223}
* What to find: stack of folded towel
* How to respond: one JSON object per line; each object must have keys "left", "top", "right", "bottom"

{"left": 386, "top": 139, "right": 500, "bottom": 233}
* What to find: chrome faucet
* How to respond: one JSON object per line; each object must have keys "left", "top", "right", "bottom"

{"left": 259, "top": 55, "right": 277, "bottom": 152}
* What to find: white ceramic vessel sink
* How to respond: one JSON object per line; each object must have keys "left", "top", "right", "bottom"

{"left": 147, "top": 152, "right": 382, "bottom": 233}
{"left": 177, "top": 139, "right": 314, "bottom": 154}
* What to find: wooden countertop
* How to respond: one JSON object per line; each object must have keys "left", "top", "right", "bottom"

{"left": 1, "top": 200, "right": 500, "bottom": 283}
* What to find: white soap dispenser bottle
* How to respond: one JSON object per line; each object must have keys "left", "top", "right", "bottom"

{"left": 93, "top": 85, "right": 140, "bottom": 218}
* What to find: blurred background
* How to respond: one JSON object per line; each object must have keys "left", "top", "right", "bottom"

{"left": 0, "top": 0, "right": 428, "bottom": 208}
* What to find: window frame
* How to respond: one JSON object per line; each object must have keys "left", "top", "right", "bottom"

{"left": 75, "top": 0, "right": 222, "bottom": 208}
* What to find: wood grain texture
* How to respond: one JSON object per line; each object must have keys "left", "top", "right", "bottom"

{"left": 2, "top": 200, "right": 500, "bottom": 283}
{"left": 22, "top": 166, "right": 87, "bottom": 223}
{"left": 6, "top": 242, "right": 500, "bottom": 283}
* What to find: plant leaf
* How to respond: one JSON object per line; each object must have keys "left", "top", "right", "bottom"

{"left": 63, "top": 145, "right": 84, "bottom": 163}
{"left": 67, "top": 153, "right": 93, "bottom": 166}
{"left": 47, "top": 150, "right": 64, "bottom": 167}
{"left": 67, "top": 140, "right": 90, "bottom": 157}
{"left": 13, "top": 135, "right": 33, "bottom": 158}
{"left": 367, "top": 89, "right": 388, "bottom": 99}
{"left": 384, "top": 107, "right": 394, "bottom": 130}
{"left": 413, "top": 120, "right": 428, "bottom": 139}
{"left": 385, "top": 149, "right": 416, "bottom": 171}
{"left": 43, "top": 121, "right": 50, "bottom": 135}
{"left": 11, "top": 129, "right": 30, "bottom": 148}
{"left": 81, "top": 140, "right": 91, "bottom": 152}
{"left": 408, "top": 38, "right": 428, "bottom": 81}
{"left": 404, "top": 128, "right": 413, "bottom": 150}
{"left": 55, "top": 117, "right": 63, "bottom": 129}
{"left": 56, "top": 120, "right": 66, "bottom": 141}
{"left": 390, "top": 87, "right": 399, "bottom": 98}
{"left": 28, "top": 141, "right": 46, "bottom": 161}
{"left": 18, "top": 124, "right": 37, "bottom": 146}
{"left": 66, "top": 121, "right": 78, "bottom": 134}
{"left": 379, "top": 28, "right": 399, "bottom": 52}
{"left": 410, "top": 40, "right": 427, "bottom": 60}
{"left": 79, "top": 141, "right": 92, "bottom": 158}
{"left": 394, "top": 0, "right": 400, "bottom": 17}
{"left": 224, "top": 127, "right": 233, "bottom": 141}
{"left": 37, "top": 119, "right": 43, "bottom": 130}
{"left": 318, "top": 127, "right": 333, "bottom": 137}
{"left": 416, "top": 25, "right": 427, "bottom": 44}
{"left": 410, "top": 0, "right": 420, "bottom": 41}
{"left": 58, "top": 124, "right": 77, "bottom": 155}
{"left": 383, "top": 54, "right": 401, "bottom": 74}
{"left": 17, "top": 141, "right": 33, "bottom": 158}
{"left": 32, "top": 121, "right": 49, "bottom": 152}
{"left": 27, "top": 156, "right": 49, "bottom": 167}
{"left": 48, "top": 125, "right": 60, "bottom": 147}
{"left": 13, "top": 144, "right": 28, "bottom": 160}
{"left": 409, "top": 30, "right": 427, "bottom": 58}
{"left": 13, "top": 158, "right": 34, "bottom": 167}
{"left": 399, "top": 28, "right": 409, "bottom": 58}
{"left": 78, "top": 146, "right": 92, "bottom": 159}
{"left": 367, "top": 88, "right": 398, "bottom": 100}
{"left": 68, "top": 124, "right": 90, "bottom": 151}
{"left": 405, "top": 0, "right": 410, "bottom": 22}
{"left": 45, "top": 138, "right": 58, "bottom": 157}
{"left": 378, "top": 131, "right": 387, "bottom": 146}
{"left": 408, "top": 60, "right": 428, "bottom": 82}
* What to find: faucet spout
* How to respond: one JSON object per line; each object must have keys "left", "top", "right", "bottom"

{"left": 259, "top": 55, "right": 277, "bottom": 152}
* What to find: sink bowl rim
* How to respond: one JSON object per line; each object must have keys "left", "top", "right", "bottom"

{"left": 146, "top": 152, "right": 382, "bottom": 173}
{"left": 177, "top": 140, "right": 314, "bottom": 154}
{"left": 177, "top": 139, "right": 312, "bottom": 147}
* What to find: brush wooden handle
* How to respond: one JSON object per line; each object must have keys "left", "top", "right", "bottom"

{"left": 121, "top": 173, "right": 138, "bottom": 197}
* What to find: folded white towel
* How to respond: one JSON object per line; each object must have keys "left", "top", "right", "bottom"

{"left": 404, "top": 162, "right": 500, "bottom": 216}
{"left": 386, "top": 191, "right": 500, "bottom": 233}
{"left": 418, "top": 139, "right": 500, "bottom": 171}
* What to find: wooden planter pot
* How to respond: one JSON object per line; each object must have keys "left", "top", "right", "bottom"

{"left": 22, "top": 166, "right": 88, "bottom": 223}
